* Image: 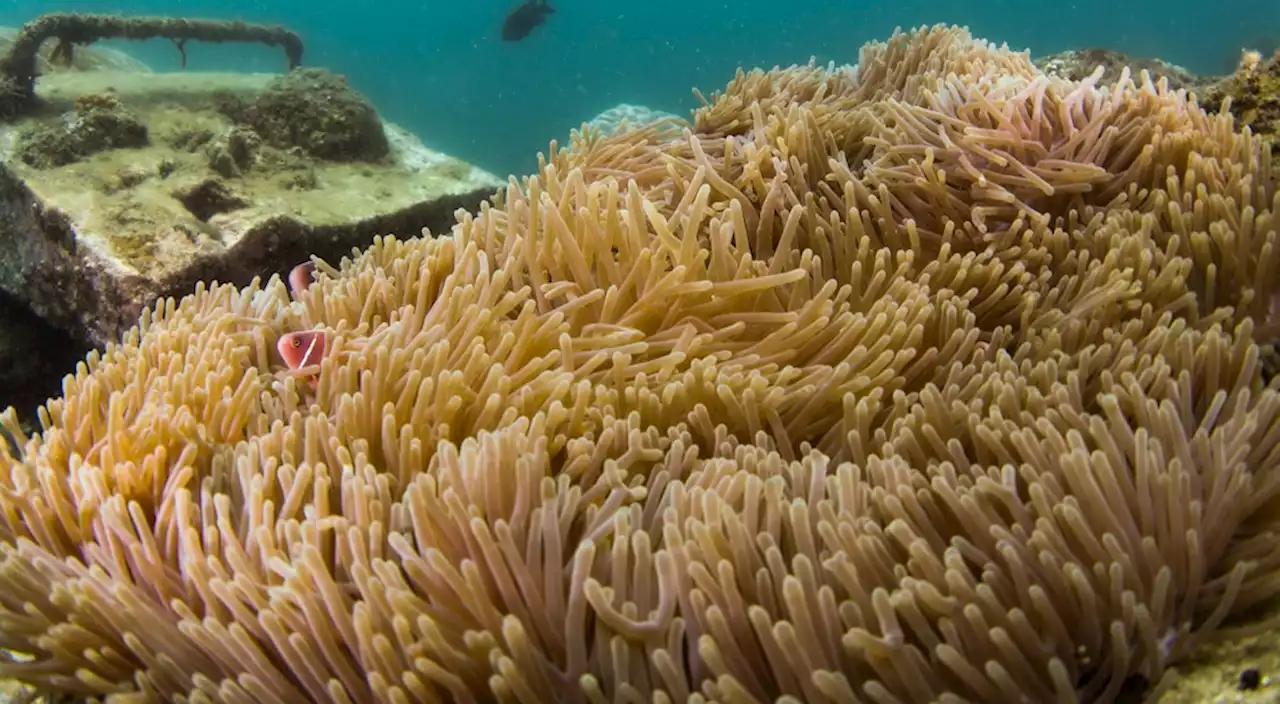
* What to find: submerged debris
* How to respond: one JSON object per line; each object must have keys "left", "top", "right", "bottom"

{"left": 0, "top": 12, "right": 304, "bottom": 118}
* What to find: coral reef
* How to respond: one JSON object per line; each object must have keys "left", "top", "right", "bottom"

{"left": 0, "top": 23, "right": 1279, "bottom": 704}
{"left": 0, "top": 12, "right": 304, "bottom": 118}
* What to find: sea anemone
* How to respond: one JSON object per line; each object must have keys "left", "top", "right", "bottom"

{"left": 0, "top": 23, "right": 1277, "bottom": 703}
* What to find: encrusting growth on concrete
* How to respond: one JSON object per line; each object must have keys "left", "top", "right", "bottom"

{"left": 0, "top": 12, "right": 304, "bottom": 118}
{"left": 0, "top": 11, "right": 501, "bottom": 349}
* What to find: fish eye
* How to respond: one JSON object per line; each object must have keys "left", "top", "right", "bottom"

{"left": 290, "top": 337, "right": 302, "bottom": 348}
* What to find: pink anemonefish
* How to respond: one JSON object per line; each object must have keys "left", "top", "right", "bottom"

{"left": 277, "top": 329, "right": 326, "bottom": 390}
{"left": 288, "top": 260, "right": 317, "bottom": 295}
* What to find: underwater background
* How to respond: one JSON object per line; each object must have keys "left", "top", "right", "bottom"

{"left": 0, "top": 0, "right": 1271, "bottom": 178}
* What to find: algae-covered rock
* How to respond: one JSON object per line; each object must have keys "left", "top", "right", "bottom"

{"left": 1034, "top": 47, "right": 1215, "bottom": 92}
{"left": 1154, "top": 600, "right": 1280, "bottom": 703}
{"left": 0, "top": 69, "right": 501, "bottom": 347}
{"left": 234, "top": 67, "right": 390, "bottom": 162}
{"left": 1201, "top": 49, "right": 1280, "bottom": 153}
{"left": 203, "top": 125, "right": 259, "bottom": 177}
{"left": 14, "top": 91, "right": 148, "bottom": 168}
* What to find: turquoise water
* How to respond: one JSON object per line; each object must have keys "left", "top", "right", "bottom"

{"left": 3, "top": 0, "right": 1272, "bottom": 177}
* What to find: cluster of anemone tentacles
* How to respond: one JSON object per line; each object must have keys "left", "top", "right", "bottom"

{"left": 0, "top": 23, "right": 1278, "bottom": 704}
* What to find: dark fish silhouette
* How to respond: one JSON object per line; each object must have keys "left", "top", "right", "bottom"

{"left": 502, "top": 0, "right": 554, "bottom": 42}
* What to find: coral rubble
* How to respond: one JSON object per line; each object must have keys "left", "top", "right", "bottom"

{"left": 0, "top": 23, "right": 1278, "bottom": 704}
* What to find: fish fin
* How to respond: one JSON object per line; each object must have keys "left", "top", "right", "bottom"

{"left": 288, "top": 260, "right": 317, "bottom": 295}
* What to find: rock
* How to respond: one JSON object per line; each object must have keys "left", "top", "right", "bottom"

{"left": 15, "top": 91, "right": 148, "bottom": 168}
{"left": 0, "top": 69, "right": 503, "bottom": 348}
{"left": 236, "top": 68, "right": 390, "bottom": 162}
{"left": 1033, "top": 47, "right": 1216, "bottom": 93}
{"left": 0, "top": 288, "right": 88, "bottom": 429}
{"left": 1151, "top": 598, "right": 1280, "bottom": 703}
{"left": 204, "top": 125, "right": 260, "bottom": 178}
{"left": 1199, "top": 48, "right": 1280, "bottom": 156}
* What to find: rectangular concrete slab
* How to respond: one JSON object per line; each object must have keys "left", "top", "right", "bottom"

{"left": 0, "top": 69, "right": 503, "bottom": 347}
